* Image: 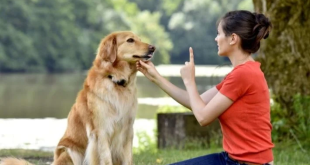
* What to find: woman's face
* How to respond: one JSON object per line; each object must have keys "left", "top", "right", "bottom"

{"left": 215, "top": 22, "right": 231, "bottom": 56}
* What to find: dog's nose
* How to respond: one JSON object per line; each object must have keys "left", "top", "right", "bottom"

{"left": 149, "top": 45, "right": 156, "bottom": 52}
{"left": 117, "top": 79, "right": 126, "bottom": 87}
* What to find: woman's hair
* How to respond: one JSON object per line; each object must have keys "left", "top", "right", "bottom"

{"left": 220, "top": 10, "right": 272, "bottom": 53}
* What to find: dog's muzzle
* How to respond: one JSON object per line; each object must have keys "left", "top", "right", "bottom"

{"left": 132, "top": 45, "right": 156, "bottom": 61}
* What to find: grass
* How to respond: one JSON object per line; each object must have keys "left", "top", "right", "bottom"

{"left": 134, "top": 146, "right": 310, "bottom": 165}
{"left": 0, "top": 145, "right": 309, "bottom": 165}
{"left": 134, "top": 148, "right": 222, "bottom": 165}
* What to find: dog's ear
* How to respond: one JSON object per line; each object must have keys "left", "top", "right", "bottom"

{"left": 98, "top": 34, "right": 117, "bottom": 63}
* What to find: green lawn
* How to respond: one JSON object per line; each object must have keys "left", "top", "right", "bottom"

{"left": 134, "top": 147, "right": 310, "bottom": 165}
{"left": 0, "top": 146, "right": 309, "bottom": 165}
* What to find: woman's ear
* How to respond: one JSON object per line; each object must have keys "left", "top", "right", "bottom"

{"left": 229, "top": 33, "right": 239, "bottom": 45}
{"left": 97, "top": 34, "right": 117, "bottom": 63}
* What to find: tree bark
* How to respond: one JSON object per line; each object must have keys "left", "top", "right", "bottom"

{"left": 253, "top": 0, "right": 310, "bottom": 111}
{"left": 157, "top": 113, "right": 221, "bottom": 149}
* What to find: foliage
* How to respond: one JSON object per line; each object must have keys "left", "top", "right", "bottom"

{"left": 129, "top": 0, "right": 253, "bottom": 65}
{"left": 271, "top": 94, "right": 310, "bottom": 148}
{"left": 0, "top": 0, "right": 171, "bottom": 73}
{"left": 109, "top": 0, "right": 173, "bottom": 64}
{"left": 0, "top": 0, "right": 253, "bottom": 73}
{"left": 156, "top": 105, "right": 189, "bottom": 113}
{"left": 133, "top": 131, "right": 157, "bottom": 154}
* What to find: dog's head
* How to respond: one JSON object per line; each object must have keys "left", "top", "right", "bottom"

{"left": 91, "top": 31, "right": 155, "bottom": 88}
{"left": 96, "top": 31, "right": 156, "bottom": 64}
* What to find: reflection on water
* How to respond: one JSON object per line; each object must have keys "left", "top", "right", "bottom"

{"left": 0, "top": 73, "right": 224, "bottom": 119}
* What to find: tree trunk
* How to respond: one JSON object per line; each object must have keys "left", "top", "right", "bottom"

{"left": 253, "top": 0, "right": 310, "bottom": 110}
{"left": 157, "top": 113, "right": 221, "bottom": 149}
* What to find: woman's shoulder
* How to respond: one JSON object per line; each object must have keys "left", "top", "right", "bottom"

{"left": 223, "top": 61, "right": 262, "bottom": 84}
{"left": 232, "top": 61, "right": 261, "bottom": 75}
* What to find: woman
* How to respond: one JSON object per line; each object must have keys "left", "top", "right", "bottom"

{"left": 136, "top": 10, "right": 274, "bottom": 165}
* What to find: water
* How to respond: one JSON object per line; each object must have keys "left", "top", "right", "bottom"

{"left": 0, "top": 65, "right": 231, "bottom": 151}
{"left": 0, "top": 66, "right": 229, "bottom": 119}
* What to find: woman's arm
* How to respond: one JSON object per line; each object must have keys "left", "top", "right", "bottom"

{"left": 200, "top": 87, "right": 219, "bottom": 104}
{"left": 185, "top": 83, "right": 233, "bottom": 126}
{"left": 155, "top": 76, "right": 219, "bottom": 109}
{"left": 180, "top": 47, "right": 233, "bottom": 126}
{"left": 136, "top": 60, "right": 219, "bottom": 109}
{"left": 154, "top": 75, "right": 191, "bottom": 109}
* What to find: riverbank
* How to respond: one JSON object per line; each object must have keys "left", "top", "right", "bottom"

{"left": 0, "top": 118, "right": 156, "bottom": 151}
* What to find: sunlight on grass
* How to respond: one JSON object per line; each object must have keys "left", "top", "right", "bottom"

{"left": 1, "top": 147, "right": 309, "bottom": 165}
{"left": 1, "top": 129, "right": 309, "bottom": 165}
{"left": 0, "top": 126, "right": 309, "bottom": 165}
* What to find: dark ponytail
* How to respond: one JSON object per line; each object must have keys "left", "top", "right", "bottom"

{"left": 220, "top": 10, "right": 272, "bottom": 53}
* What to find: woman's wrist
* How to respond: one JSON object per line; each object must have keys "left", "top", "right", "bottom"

{"left": 184, "top": 79, "right": 196, "bottom": 89}
{"left": 185, "top": 83, "right": 197, "bottom": 95}
{"left": 153, "top": 74, "right": 164, "bottom": 85}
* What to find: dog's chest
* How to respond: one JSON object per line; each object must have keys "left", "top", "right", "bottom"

{"left": 105, "top": 86, "right": 137, "bottom": 116}
{"left": 90, "top": 85, "right": 137, "bottom": 133}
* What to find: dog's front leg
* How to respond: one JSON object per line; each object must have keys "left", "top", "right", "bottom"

{"left": 84, "top": 130, "right": 99, "bottom": 165}
{"left": 98, "top": 135, "right": 113, "bottom": 165}
{"left": 122, "top": 130, "right": 134, "bottom": 165}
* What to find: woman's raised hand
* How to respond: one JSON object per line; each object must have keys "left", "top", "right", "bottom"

{"left": 180, "top": 47, "right": 196, "bottom": 85}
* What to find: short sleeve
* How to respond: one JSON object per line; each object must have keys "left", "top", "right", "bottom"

{"left": 219, "top": 68, "right": 252, "bottom": 101}
{"left": 216, "top": 79, "right": 225, "bottom": 90}
{"left": 216, "top": 74, "right": 230, "bottom": 90}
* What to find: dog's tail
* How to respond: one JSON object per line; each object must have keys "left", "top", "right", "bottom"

{"left": 0, "top": 157, "right": 34, "bottom": 165}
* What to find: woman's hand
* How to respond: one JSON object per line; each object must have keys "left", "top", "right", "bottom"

{"left": 180, "top": 47, "right": 196, "bottom": 85}
{"left": 136, "top": 60, "right": 160, "bottom": 83}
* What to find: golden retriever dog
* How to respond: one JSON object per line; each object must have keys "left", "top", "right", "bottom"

{"left": 0, "top": 31, "right": 155, "bottom": 165}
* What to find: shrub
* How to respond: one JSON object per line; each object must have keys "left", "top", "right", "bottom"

{"left": 271, "top": 94, "right": 310, "bottom": 148}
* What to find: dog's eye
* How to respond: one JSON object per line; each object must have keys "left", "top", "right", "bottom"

{"left": 127, "top": 38, "right": 134, "bottom": 43}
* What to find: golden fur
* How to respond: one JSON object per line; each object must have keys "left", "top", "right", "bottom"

{"left": 0, "top": 158, "right": 34, "bottom": 165}
{"left": 0, "top": 31, "right": 155, "bottom": 165}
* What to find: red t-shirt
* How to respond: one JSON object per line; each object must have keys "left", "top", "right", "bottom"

{"left": 216, "top": 61, "right": 274, "bottom": 164}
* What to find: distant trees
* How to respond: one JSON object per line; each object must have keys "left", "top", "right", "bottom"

{"left": 0, "top": 0, "right": 252, "bottom": 73}
{"left": 0, "top": 0, "right": 172, "bottom": 72}
{"left": 129, "top": 0, "right": 253, "bottom": 64}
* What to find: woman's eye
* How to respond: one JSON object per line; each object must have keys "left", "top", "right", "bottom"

{"left": 127, "top": 38, "right": 134, "bottom": 43}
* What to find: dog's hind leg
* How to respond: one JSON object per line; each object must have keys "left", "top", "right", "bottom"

{"left": 53, "top": 145, "right": 83, "bottom": 165}
{"left": 67, "top": 148, "right": 84, "bottom": 165}
{"left": 52, "top": 146, "right": 74, "bottom": 165}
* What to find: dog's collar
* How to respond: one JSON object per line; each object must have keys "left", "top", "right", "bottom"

{"left": 108, "top": 75, "right": 126, "bottom": 87}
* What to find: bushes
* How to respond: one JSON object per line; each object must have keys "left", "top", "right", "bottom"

{"left": 271, "top": 94, "right": 310, "bottom": 148}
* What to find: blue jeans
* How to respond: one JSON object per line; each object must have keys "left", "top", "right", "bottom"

{"left": 170, "top": 151, "right": 270, "bottom": 165}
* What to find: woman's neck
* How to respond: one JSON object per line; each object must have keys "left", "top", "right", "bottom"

{"left": 228, "top": 50, "right": 254, "bottom": 67}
